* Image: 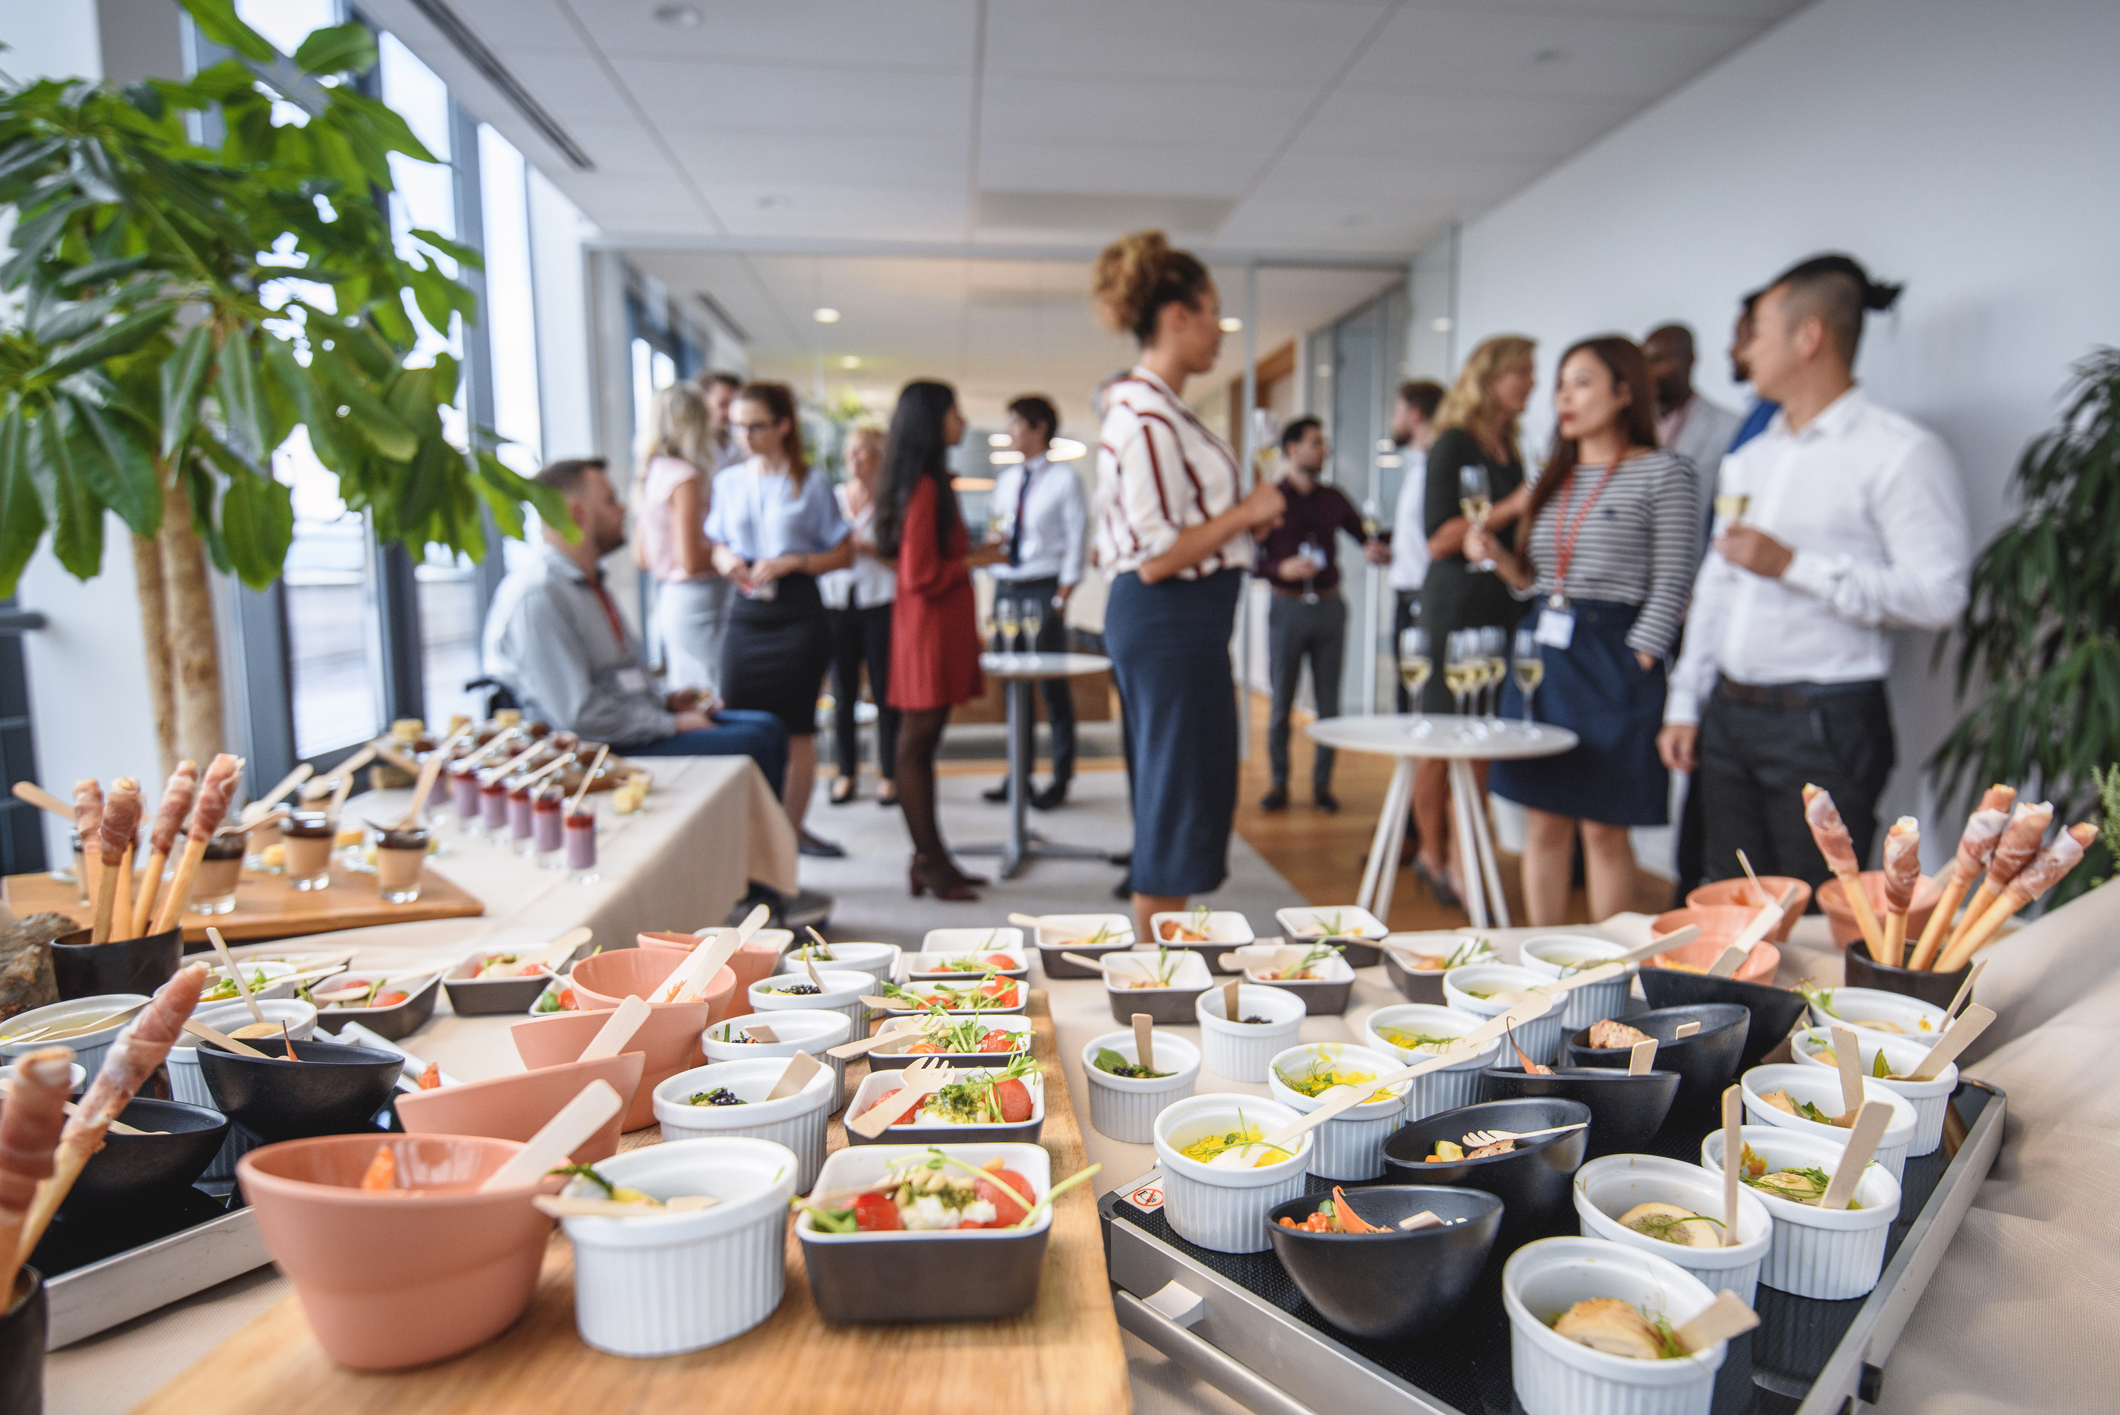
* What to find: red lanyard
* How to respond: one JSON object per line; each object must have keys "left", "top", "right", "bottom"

{"left": 1550, "top": 459, "right": 1624, "bottom": 601}
{"left": 591, "top": 582, "right": 628, "bottom": 649}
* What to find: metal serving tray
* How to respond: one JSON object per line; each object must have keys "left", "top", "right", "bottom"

{"left": 1101, "top": 1080, "right": 2004, "bottom": 1415}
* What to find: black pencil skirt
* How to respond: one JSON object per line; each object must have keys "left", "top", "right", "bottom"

{"left": 720, "top": 573, "right": 831, "bottom": 737}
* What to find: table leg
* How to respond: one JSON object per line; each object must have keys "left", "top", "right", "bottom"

{"left": 1370, "top": 763, "right": 1414, "bottom": 925}
{"left": 1004, "top": 680, "right": 1029, "bottom": 879}
{"left": 1453, "top": 758, "right": 1512, "bottom": 928}
{"left": 1357, "top": 759, "right": 1413, "bottom": 914}
{"left": 1446, "top": 759, "right": 1489, "bottom": 929}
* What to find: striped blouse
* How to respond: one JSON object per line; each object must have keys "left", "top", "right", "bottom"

{"left": 1094, "top": 366, "right": 1254, "bottom": 578}
{"left": 1517, "top": 448, "right": 1700, "bottom": 659}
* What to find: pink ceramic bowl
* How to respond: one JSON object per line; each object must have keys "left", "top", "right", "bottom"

{"left": 1647, "top": 933, "right": 1782, "bottom": 984}
{"left": 510, "top": 1005, "right": 707, "bottom": 1132}
{"left": 1683, "top": 877, "right": 1812, "bottom": 943}
{"left": 637, "top": 932, "right": 778, "bottom": 1018}
{"left": 238, "top": 1133, "right": 554, "bottom": 1370}
{"left": 1817, "top": 872, "right": 1944, "bottom": 950}
{"left": 394, "top": 1053, "right": 645, "bottom": 1164}
{"left": 570, "top": 945, "right": 737, "bottom": 1024}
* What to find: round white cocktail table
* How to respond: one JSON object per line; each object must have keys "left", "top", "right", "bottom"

{"left": 1304, "top": 716, "right": 1578, "bottom": 929}
{"left": 959, "top": 652, "right": 1117, "bottom": 879}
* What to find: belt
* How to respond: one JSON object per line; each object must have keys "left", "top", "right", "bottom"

{"left": 1270, "top": 584, "right": 1339, "bottom": 601}
{"left": 1713, "top": 675, "right": 1883, "bottom": 710}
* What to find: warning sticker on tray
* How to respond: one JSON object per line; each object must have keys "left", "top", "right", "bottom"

{"left": 1125, "top": 1180, "right": 1164, "bottom": 1212}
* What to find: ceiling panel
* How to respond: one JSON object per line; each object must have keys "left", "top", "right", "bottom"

{"left": 1341, "top": 6, "right": 1768, "bottom": 100}
{"left": 609, "top": 57, "right": 975, "bottom": 136}
{"left": 979, "top": 74, "right": 1314, "bottom": 149}
{"left": 976, "top": 142, "right": 1264, "bottom": 199}
{"left": 670, "top": 132, "right": 968, "bottom": 188}
{"left": 1290, "top": 88, "right": 1641, "bottom": 162}
{"left": 580, "top": 0, "right": 980, "bottom": 69}
{"left": 689, "top": 183, "right": 975, "bottom": 240}
{"left": 985, "top": 0, "right": 1390, "bottom": 84}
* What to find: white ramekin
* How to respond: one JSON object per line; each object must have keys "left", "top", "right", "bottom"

{"left": 781, "top": 940, "right": 899, "bottom": 985}
{"left": 1701, "top": 1125, "right": 1900, "bottom": 1300}
{"left": 1573, "top": 1154, "right": 1774, "bottom": 1307}
{"left": 1266, "top": 1043, "right": 1407, "bottom": 1181}
{"left": 1790, "top": 1026, "right": 1955, "bottom": 1157}
{"left": 1445, "top": 964, "right": 1564, "bottom": 1064}
{"left": 748, "top": 968, "right": 875, "bottom": 1037}
{"left": 1519, "top": 934, "right": 1637, "bottom": 1030}
{"left": 1804, "top": 986, "right": 1948, "bottom": 1048}
{"left": 1, "top": 993, "right": 148, "bottom": 1084}
{"left": 1740, "top": 1063, "right": 1919, "bottom": 1181}
{"left": 1152, "top": 1094, "right": 1313, "bottom": 1254}
{"left": 703, "top": 1009, "right": 853, "bottom": 1114}
{"left": 1080, "top": 1030, "right": 1200, "bottom": 1145}
{"left": 654, "top": 1056, "right": 837, "bottom": 1191}
{"left": 1360, "top": 1003, "right": 1502, "bottom": 1120}
{"left": 1503, "top": 1236, "right": 1727, "bottom": 1415}
{"left": 1193, "top": 985, "right": 1305, "bottom": 1082}
{"left": 558, "top": 1136, "right": 797, "bottom": 1357}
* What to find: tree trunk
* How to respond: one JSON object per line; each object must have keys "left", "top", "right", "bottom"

{"left": 132, "top": 529, "right": 178, "bottom": 780}
{"left": 158, "top": 479, "right": 226, "bottom": 768}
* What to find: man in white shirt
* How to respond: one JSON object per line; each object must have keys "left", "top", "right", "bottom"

{"left": 1643, "top": 324, "right": 1743, "bottom": 541}
{"left": 986, "top": 395, "right": 1089, "bottom": 811}
{"left": 1368, "top": 380, "right": 1445, "bottom": 712}
{"left": 1657, "top": 255, "right": 1971, "bottom": 891}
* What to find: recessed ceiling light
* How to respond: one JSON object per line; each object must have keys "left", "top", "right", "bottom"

{"left": 987, "top": 432, "right": 1012, "bottom": 447}
{"left": 812, "top": 307, "right": 840, "bottom": 324}
{"left": 1378, "top": 454, "right": 1403, "bottom": 468}
{"left": 1315, "top": 364, "right": 1332, "bottom": 378}
{"left": 1219, "top": 317, "right": 1243, "bottom": 333}
{"left": 1048, "top": 437, "right": 1087, "bottom": 461}
{"left": 951, "top": 476, "right": 996, "bottom": 492}
{"left": 1534, "top": 46, "right": 1566, "bottom": 64}
{"left": 654, "top": 4, "right": 701, "bottom": 25}
{"left": 991, "top": 451, "right": 1026, "bottom": 465}
{"left": 757, "top": 194, "right": 791, "bottom": 210}
{"left": 1431, "top": 317, "right": 1453, "bottom": 333}
{"left": 839, "top": 355, "right": 861, "bottom": 369}
{"left": 1376, "top": 438, "right": 1396, "bottom": 452}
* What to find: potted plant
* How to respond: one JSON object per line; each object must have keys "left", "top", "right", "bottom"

{"left": 1931, "top": 348, "right": 2120, "bottom": 906}
{"left": 0, "top": 0, "right": 565, "bottom": 772}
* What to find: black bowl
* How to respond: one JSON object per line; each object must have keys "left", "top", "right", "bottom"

{"left": 1564, "top": 1003, "right": 1749, "bottom": 1117}
{"left": 1381, "top": 951, "right": 1448, "bottom": 1006}
{"left": 1639, "top": 968, "right": 1811, "bottom": 1073}
{"left": 0, "top": 1268, "right": 43, "bottom": 1415}
{"left": 1843, "top": 939, "right": 1971, "bottom": 1010}
{"left": 64, "top": 1098, "right": 229, "bottom": 1211}
{"left": 1477, "top": 1066, "right": 1680, "bottom": 1159}
{"left": 314, "top": 972, "right": 442, "bottom": 1042}
{"left": 49, "top": 927, "right": 182, "bottom": 1002}
{"left": 197, "top": 1038, "right": 403, "bottom": 1146}
{"left": 1382, "top": 1097, "right": 1591, "bottom": 1245}
{"left": 1266, "top": 1185, "right": 1502, "bottom": 1340}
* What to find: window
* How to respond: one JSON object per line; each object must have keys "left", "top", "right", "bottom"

{"left": 279, "top": 428, "right": 386, "bottom": 757}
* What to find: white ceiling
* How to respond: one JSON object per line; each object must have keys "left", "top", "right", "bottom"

{"left": 361, "top": 0, "right": 1805, "bottom": 420}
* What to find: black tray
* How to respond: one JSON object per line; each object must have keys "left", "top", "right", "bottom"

{"left": 1102, "top": 1080, "right": 2003, "bottom": 1414}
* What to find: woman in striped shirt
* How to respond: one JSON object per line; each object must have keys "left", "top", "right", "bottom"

{"left": 1465, "top": 336, "right": 1699, "bottom": 924}
{"left": 1092, "top": 230, "right": 1286, "bottom": 937}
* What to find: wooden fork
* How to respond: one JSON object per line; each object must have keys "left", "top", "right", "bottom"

{"left": 1455, "top": 1121, "right": 1589, "bottom": 1148}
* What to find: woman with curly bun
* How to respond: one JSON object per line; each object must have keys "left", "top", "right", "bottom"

{"left": 1091, "top": 229, "right": 1287, "bottom": 938}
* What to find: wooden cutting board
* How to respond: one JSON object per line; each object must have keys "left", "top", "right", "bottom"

{"left": 1, "top": 863, "right": 483, "bottom": 945}
{"left": 131, "top": 991, "right": 1131, "bottom": 1415}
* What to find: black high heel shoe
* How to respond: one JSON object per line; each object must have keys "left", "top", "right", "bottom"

{"left": 909, "top": 856, "right": 979, "bottom": 901}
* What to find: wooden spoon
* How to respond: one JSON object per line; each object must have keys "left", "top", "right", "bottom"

{"left": 1132, "top": 1012, "right": 1155, "bottom": 1075}
{"left": 1831, "top": 1025, "right": 1865, "bottom": 1117}
{"left": 578, "top": 996, "right": 651, "bottom": 1061}
{"left": 1905, "top": 1004, "right": 1993, "bottom": 1084}
{"left": 1720, "top": 1085, "right": 1743, "bottom": 1247}
{"left": 1818, "top": 1101, "right": 1892, "bottom": 1210}
{"left": 763, "top": 1050, "right": 822, "bottom": 1101}
{"left": 182, "top": 1018, "right": 272, "bottom": 1060}
{"left": 1944, "top": 957, "right": 1986, "bottom": 1022}
{"left": 478, "top": 1079, "right": 623, "bottom": 1192}
{"left": 1627, "top": 1038, "right": 1658, "bottom": 1076}
{"left": 1673, "top": 1290, "right": 1760, "bottom": 1352}
{"left": 207, "top": 926, "right": 267, "bottom": 1029}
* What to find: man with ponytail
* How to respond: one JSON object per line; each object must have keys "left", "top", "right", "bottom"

{"left": 1658, "top": 254, "right": 1971, "bottom": 891}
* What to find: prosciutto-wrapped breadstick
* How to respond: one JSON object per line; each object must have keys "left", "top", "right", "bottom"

{"left": 1945, "top": 800, "right": 2052, "bottom": 957}
{"left": 130, "top": 761, "right": 197, "bottom": 939}
{"left": 150, "top": 754, "right": 241, "bottom": 936}
{"left": 90, "top": 778, "right": 141, "bottom": 944}
{"left": 1939, "top": 822, "right": 2096, "bottom": 972}
{"left": 72, "top": 779, "right": 104, "bottom": 915}
{"left": 1878, "top": 817, "right": 1921, "bottom": 967}
{"left": 1909, "top": 787, "right": 2015, "bottom": 970}
{"left": 0, "top": 1046, "right": 75, "bottom": 1300}
{"left": 13, "top": 963, "right": 208, "bottom": 1265}
{"left": 1803, "top": 785, "right": 1884, "bottom": 953}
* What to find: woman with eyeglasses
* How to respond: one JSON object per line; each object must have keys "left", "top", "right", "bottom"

{"left": 706, "top": 381, "right": 855, "bottom": 857}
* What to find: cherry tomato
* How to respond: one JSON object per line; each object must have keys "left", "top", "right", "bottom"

{"left": 980, "top": 978, "right": 1017, "bottom": 1005}
{"left": 983, "top": 954, "right": 1015, "bottom": 970}
{"left": 853, "top": 1193, "right": 901, "bottom": 1231}
{"left": 991, "top": 1077, "right": 1033, "bottom": 1123}
{"left": 375, "top": 991, "right": 409, "bottom": 1008}
{"left": 973, "top": 1168, "right": 1035, "bottom": 1227}
{"left": 905, "top": 1041, "right": 943, "bottom": 1054}
{"left": 975, "top": 1029, "right": 1016, "bottom": 1053}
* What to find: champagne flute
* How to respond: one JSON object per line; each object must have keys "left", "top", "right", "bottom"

{"left": 1444, "top": 631, "right": 1474, "bottom": 736}
{"left": 1399, "top": 627, "right": 1433, "bottom": 737}
{"left": 1460, "top": 465, "right": 1495, "bottom": 573}
{"left": 1479, "top": 626, "right": 1507, "bottom": 719}
{"left": 1021, "top": 601, "right": 1043, "bottom": 651}
{"left": 1513, "top": 625, "right": 1545, "bottom": 736}
{"left": 977, "top": 600, "right": 997, "bottom": 653}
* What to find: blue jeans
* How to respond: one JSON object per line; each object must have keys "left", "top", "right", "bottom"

{"left": 626, "top": 709, "right": 790, "bottom": 798}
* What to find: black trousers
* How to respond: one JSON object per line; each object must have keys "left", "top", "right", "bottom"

{"left": 1266, "top": 590, "right": 1346, "bottom": 791}
{"left": 995, "top": 576, "right": 1076, "bottom": 783}
{"left": 1392, "top": 589, "right": 1421, "bottom": 714}
{"left": 827, "top": 600, "right": 899, "bottom": 781}
{"left": 1698, "top": 679, "right": 1895, "bottom": 893}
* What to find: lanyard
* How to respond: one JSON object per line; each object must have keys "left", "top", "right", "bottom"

{"left": 590, "top": 581, "right": 627, "bottom": 649}
{"left": 1550, "top": 458, "right": 1624, "bottom": 603}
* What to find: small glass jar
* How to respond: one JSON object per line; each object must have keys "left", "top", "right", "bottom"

{"left": 245, "top": 813, "right": 285, "bottom": 873}
{"left": 282, "top": 811, "right": 334, "bottom": 891}
{"left": 564, "top": 803, "right": 598, "bottom": 884}
{"left": 450, "top": 758, "right": 483, "bottom": 833}
{"left": 374, "top": 825, "right": 432, "bottom": 904}
{"left": 479, "top": 775, "right": 509, "bottom": 836}
{"left": 532, "top": 785, "right": 566, "bottom": 869}
{"left": 506, "top": 778, "right": 537, "bottom": 856}
{"left": 65, "top": 829, "right": 85, "bottom": 903}
{"left": 192, "top": 833, "right": 245, "bottom": 915}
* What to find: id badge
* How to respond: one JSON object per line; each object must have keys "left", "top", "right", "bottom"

{"left": 1535, "top": 607, "right": 1575, "bottom": 650}
{"left": 615, "top": 667, "right": 649, "bottom": 694}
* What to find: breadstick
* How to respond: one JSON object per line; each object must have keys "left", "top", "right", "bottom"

{"left": 150, "top": 754, "right": 241, "bottom": 936}
{"left": 1802, "top": 785, "right": 1884, "bottom": 954}
{"left": 1879, "top": 817, "right": 1920, "bottom": 967}
{"left": 15, "top": 964, "right": 208, "bottom": 1264}
{"left": 1939, "top": 823, "right": 2095, "bottom": 971}
{"left": 72, "top": 780, "right": 103, "bottom": 923}
{"left": 132, "top": 761, "right": 198, "bottom": 938}
{"left": 110, "top": 845, "right": 135, "bottom": 943}
{"left": 1910, "top": 796, "right": 2012, "bottom": 970}
{"left": 1945, "top": 801, "right": 2051, "bottom": 957}
{"left": 0, "top": 1046, "right": 76, "bottom": 1299}
{"left": 90, "top": 779, "right": 141, "bottom": 944}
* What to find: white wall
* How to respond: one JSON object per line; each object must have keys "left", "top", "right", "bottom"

{"left": 1451, "top": 0, "right": 2120, "bottom": 867}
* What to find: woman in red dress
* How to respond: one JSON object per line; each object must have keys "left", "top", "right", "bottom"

{"left": 878, "top": 381, "right": 1000, "bottom": 899}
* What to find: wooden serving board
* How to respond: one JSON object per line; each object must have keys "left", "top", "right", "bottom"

{"left": 1, "top": 863, "right": 483, "bottom": 945}
{"left": 132, "top": 991, "right": 1131, "bottom": 1415}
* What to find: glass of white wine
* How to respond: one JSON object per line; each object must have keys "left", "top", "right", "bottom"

{"left": 1513, "top": 625, "right": 1544, "bottom": 735}
{"left": 1399, "top": 627, "right": 1432, "bottom": 736}
{"left": 1444, "top": 631, "right": 1478, "bottom": 736}
{"left": 997, "top": 601, "right": 1021, "bottom": 659}
{"left": 1478, "top": 626, "right": 1507, "bottom": 719}
{"left": 1020, "top": 600, "right": 1043, "bottom": 650}
{"left": 1714, "top": 492, "right": 1751, "bottom": 527}
{"left": 1460, "top": 465, "right": 1495, "bottom": 573}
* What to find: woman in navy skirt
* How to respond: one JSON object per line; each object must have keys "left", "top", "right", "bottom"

{"left": 1466, "top": 336, "right": 1699, "bottom": 925}
{"left": 1090, "top": 230, "right": 1287, "bottom": 939}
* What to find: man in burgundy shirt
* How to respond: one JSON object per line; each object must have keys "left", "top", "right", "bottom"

{"left": 1254, "top": 417, "right": 1375, "bottom": 812}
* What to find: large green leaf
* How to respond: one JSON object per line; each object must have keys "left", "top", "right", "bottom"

{"left": 27, "top": 410, "right": 102, "bottom": 579}
{"left": 179, "top": 0, "right": 278, "bottom": 64}
{"left": 213, "top": 329, "right": 267, "bottom": 462}
{"left": 159, "top": 322, "right": 215, "bottom": 457}
{"left": 0, "top": 412, "right": 45, "bottom": 597}
{"left": 311, "top": 350, "right": 418, "bottom": 461}
{"left": 259, "top": 337, "right": 350, "bottom": 470}
{"left": 293, "top": 22, "right": 377, "bottom": 77}
{"left": 71, "top": 395, "right": 162, "bottom": 536}
{"left": 30, "top": 301, "right": 177, "bottom": 382}
{"left": 210, "top": 443, "right": 294, "bottom": 586}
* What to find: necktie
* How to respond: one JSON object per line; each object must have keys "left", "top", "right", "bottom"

{"left": 1006, "top": 462, "right": 1034, "bottom": 569}
{"left": 591, "top": 580, "right": 627, "bottom": 649}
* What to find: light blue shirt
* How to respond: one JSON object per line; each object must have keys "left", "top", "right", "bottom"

{"left": 704, "top": 456, "right": 850, "bottom": 562}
